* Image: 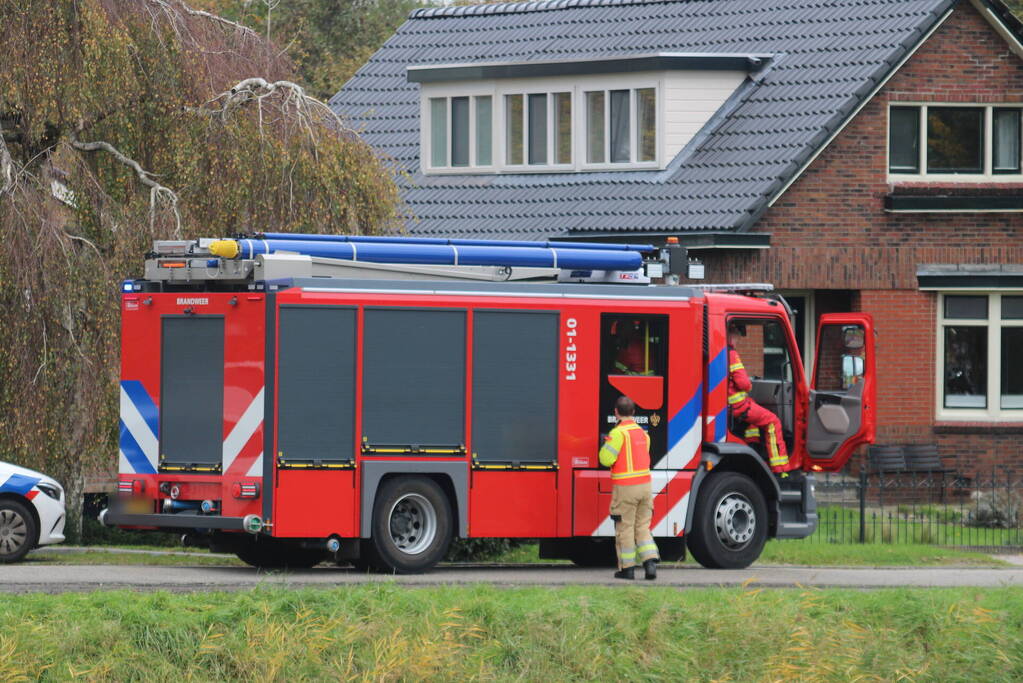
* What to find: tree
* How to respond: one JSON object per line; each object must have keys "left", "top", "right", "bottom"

{"left": 0, "top": 0, "right": 402, "bottom": 539}
{"left": 200, "top": 0, "right": 422, "bottom": 100}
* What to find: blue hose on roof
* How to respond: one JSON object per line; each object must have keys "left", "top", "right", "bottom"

{"left": 253, "top": 232, "right": 654, "bottom": 252}
{"left": 233, "top": 238, "right": 644, "bottom": 270}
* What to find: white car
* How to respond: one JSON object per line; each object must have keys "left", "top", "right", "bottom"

{"left": 0, "top": 461, "right": 66, "bottom": 563}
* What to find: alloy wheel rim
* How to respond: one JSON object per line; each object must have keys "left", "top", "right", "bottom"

{"left": 0, "top": 509, "right": 29, "bottom": 555}
{"left": 714, "top": 493, "right": 755, "bottom": 549}
{"left": 388, "top": 493, "right": 437, "bottom": 555}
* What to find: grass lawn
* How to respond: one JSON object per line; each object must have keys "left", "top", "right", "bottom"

{"left": 814, "top": 505, "right": 1023, "bottom": 546}
{"left": 24, "top": 540, "right": 1008, "bottom": 568}
{"left": 492, "top": 542, "right": 1009, "bottom": 567}
{"left": 26, "top": 548, "right": 246, "bottom": 567}
{"left": 1, "top": 585, "right": 1021, "bottom": 680}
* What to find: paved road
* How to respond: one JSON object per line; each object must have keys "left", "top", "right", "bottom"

{"left": 3, "top": 563, "right": 1023, "bottom": 593}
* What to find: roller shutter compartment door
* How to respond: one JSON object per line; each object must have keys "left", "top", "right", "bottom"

{"left": 160, "top": 317, "right": 224, "bottom": 466}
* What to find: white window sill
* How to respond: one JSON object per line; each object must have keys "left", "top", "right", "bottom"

{"left": 887, "top": 174, "right": 1023, "bottom": 184}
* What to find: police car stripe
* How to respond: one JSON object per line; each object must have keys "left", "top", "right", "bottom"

{"left": 0, "top": 473, "right": 40, "bottom": 496}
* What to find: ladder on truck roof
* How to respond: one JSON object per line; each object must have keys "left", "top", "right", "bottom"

{"left": 138, "top": 232, "right": 685, "bottom": 287}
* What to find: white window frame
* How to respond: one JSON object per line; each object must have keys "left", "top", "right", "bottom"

{"left": 935, "top": 291, "right": 1023, "bottom": 421}
{"left": 420, "top": 73, "right": 664, "bottom": 175}
{"left": 422, "top": 88, "right": 495, "bottom": 173}
{"left": 887, "top": 103, "right": 1023, "bottom": 183}
{"left": 777, "top": 290, "right": 815, "bottom": 379}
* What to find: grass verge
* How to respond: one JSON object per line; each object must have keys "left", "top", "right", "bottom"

{"left": 492, "top": 542, "right": 1008, "bottom": 567}
{"left": 25, "top": 548, "right": 246, "bottom": 567}
{"left": 1, "top": 585, "right": 1021, "bottom": 680}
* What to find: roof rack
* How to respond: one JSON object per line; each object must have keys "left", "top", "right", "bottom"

{"left": 139, "top": 233, "right": 685, "bottom": 286}
{"left": 689, "top": 283, "right": 774, "bottom": 295}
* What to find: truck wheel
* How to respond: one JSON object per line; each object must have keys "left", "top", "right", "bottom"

{"left": 367, "top": 476, "right": 452, "bottom": 574}
{"left": 0, "top": 499, "right": 38, "bottom": 564}
{"left": 568, "top": 539, "right": 617, "bottom": 567}
{"left": 235, "top": 538, "right": 325, "bottom": 569}
{"left": 687, "top": 472, "right": 767, "bottom": 569}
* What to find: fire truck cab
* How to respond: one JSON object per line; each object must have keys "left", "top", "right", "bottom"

{"left": 104, "top": 235, "right": 875, "bottom": 572}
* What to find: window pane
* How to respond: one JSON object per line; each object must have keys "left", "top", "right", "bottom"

{"left": 815, "top": 324, "right": 865, "bottom": 392}
{"left": 451, "top": 97, "right": 469, "bottom": 167}
{"left": 1003, "top": 296, "right": 1023, "bottom": 320}
{"left": 889, "top": 107, "right": 920, "bottom": 173}
{"left": 944, "top": 326, "right": 987, "bottom": 408}
{"left": 476, "top": 96, "right": 492, "bottom": 166}
{"left": 555, "top": 92, "right": 571, "bottom": 164}
{"left": 610, "top": 89, "right": 630, "bottom": 163}
{"left": 637, "top": 88, "right": 656, "bottom": 162}
{"left": 505, "top": 95, "right": 523, "bottom": 165}
{"left": 528, "top": 93, "right": 547, "bottom": 165}
{"left": 430, "top": 98, "right": 447, "bottom": 167}
{"left": 944, "top": 295, "right": 988, "bottom": 320}
{"left": 586, "top": 91, "right": 605, "bottom": 163}
{"left": 993, "top": 109, "right": 1021, "bottom": 174}
{"left": 927, "top": 107, "right": 984, "bottom": 173}
{"left": 1002, "top": 328, "right": 1023, "bottom": 409}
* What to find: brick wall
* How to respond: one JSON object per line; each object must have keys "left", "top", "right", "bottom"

{"left": 705, "top": 3, "right": 1023, "bottom": 471}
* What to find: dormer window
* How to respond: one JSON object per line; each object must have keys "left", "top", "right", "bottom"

{"left": 429, "top": 95, "right": 493, "bottom": 169}
{"left": 409, "top": 53, "right": 764, "bottom": 175}
{"left": 889, "top": 104, "right": 1023, "bottom": 179}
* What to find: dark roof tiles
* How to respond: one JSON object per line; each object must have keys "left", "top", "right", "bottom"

{"left": 333, "top": 0, "right": 961, "bottom": 240}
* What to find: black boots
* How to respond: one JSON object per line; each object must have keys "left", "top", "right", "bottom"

{"left": 614, "top": 563, "right": 657, "bottom": 581}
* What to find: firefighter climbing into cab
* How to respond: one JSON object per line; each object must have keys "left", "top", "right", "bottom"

{"left": 727, "top": 321, "right": 798, "bottom": 479}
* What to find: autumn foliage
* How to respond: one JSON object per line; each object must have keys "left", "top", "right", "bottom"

{"left": 0, "top": 0, "right": 402, "bottom": 536}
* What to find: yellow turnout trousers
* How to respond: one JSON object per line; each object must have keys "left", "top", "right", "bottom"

{"left": 610, "top": 482, "right": 660, "bottom": 569}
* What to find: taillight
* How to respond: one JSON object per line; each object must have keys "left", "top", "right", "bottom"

{"left": 119, "top": 479, "right": 145, "bottom": 494}
{"left": 232, "top": 482, "right": 260, "bottom": 499}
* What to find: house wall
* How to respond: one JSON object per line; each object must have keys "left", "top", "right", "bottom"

{"left": 703, "top": 2, "right": 1023, "bottom": 473}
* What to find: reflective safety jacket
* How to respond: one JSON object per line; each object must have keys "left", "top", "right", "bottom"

{"left": 598, "top": 419, "right": 651, "bottom": 485}
{"left": 728, "top": 348, "right": 753, "bottom": 414}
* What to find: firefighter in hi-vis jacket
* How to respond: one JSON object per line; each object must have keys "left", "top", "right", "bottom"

{"left": 728, "top": 322, "right": 797, "bottom": 477}
{"left": 598, "top": 396, "right": 660, "bottom": 580}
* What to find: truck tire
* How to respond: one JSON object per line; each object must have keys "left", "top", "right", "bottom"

{"left": 686, "top": 471, "right": 767, "bottom": 569}
{"left": 0, "top": 499, "right": 37, "bottom": 564}
{"left": 367, "top": 476, "right": 453, "bottom": 574}
{"left": 235, "top": 538, "right": 325, "bottom": 569}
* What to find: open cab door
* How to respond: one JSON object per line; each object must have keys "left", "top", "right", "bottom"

{"left": 806, "top": 314, "right": 876, "bottom": 472}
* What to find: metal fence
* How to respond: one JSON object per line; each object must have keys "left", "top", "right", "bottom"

{"left": 807, "top": 468, "right": 1023, "bottom": 549}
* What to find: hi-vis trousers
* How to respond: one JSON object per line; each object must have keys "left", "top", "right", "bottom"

{"left": 610, "top": 482, "right": 660, "bottom": 569}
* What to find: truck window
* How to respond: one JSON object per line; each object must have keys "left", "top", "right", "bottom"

{"left": 606, "top": 317, "right": 664, "bottom": 376}
{"left": 599, "top": 314, "right": 668, "bottom": 465}
{"left": 815, "top": 323, "right": 867, "bottom": 393}
{"left": 730, "top": 319, "right": 793, "bottom": 383}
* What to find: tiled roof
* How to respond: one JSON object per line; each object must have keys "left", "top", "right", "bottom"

{"left": 331, "top": 0, "right": 961, "bottom": 241}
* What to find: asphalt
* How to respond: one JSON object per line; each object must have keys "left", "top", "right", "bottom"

{"left": 3, "top": 563, "right": 1023, "bottom": 593}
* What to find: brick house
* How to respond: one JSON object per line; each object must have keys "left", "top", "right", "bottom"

{"left": 331, "top": 0, "right": 1023, "bottom": 472}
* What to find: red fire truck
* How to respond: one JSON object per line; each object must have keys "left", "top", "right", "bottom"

{"left": 103, "top": 234, "right": 875, "bottom": 572}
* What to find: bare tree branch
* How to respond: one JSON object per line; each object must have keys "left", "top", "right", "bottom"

{"left": 146, "top": 0, "right": 259, "bottom": 39}
{"left": 198, "top": 77, "right": 352, "bottom": 151}
{"left": 69, "top": 137, "right": 182, "bottom": 238}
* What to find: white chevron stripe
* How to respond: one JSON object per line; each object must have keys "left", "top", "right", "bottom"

{"left": 223, "top": 388, "right": 264, "bottom": 472}
{"left": 120, "top": 386, "right": 158, "bottom": 473}
{"left": 245, "top": 453, "right": 263, "bottom": 478}
{"left": 118, "top": 450, "right": 131, "bottom": 475}
{"left": 665, "top": 492, "right": 690, "bottom": 536}
{"left": 655, "top": 417, "right": 701, "bottom": 470}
